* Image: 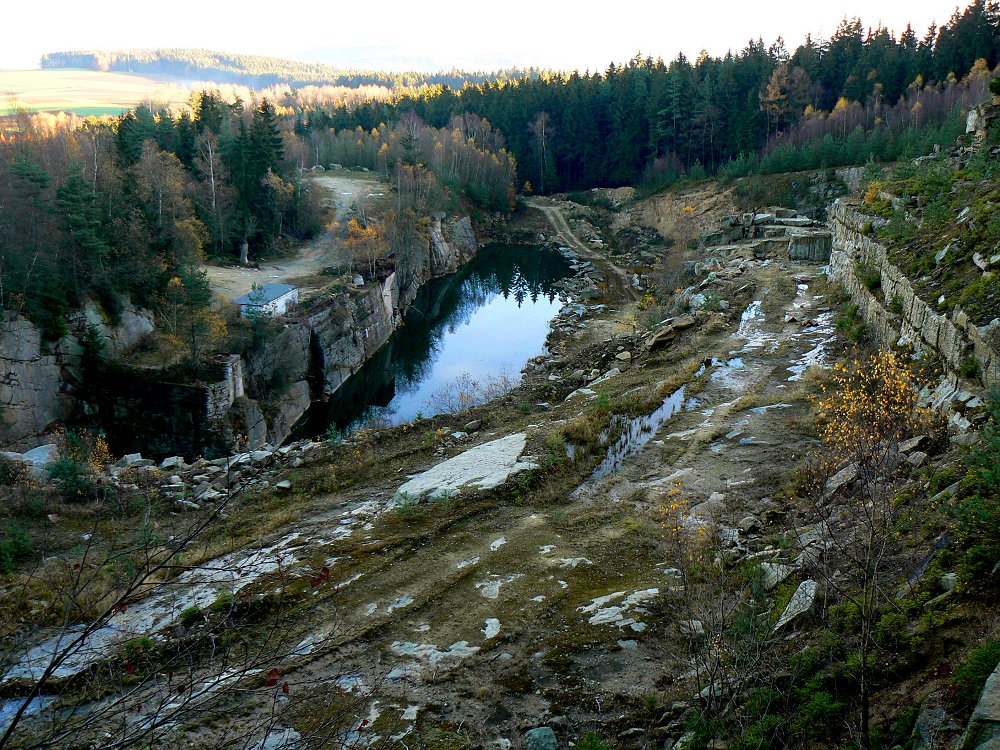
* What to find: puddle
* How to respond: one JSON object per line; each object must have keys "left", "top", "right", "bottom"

{"left": 475, "top": 574, "right": 523, "bottom": 599}
{"left": 591, "top": 387, "right": 687, "bottom": 480}
{"left": 482, "top": 618, "right": 501, "bottom": 639}
{"left": 490, "top": 537, "right": 507, "bottom": 551}
{"left": 737, "top": 301, "right": 771, "bottom": 350}
{"left": 578, "top": 588, "right": 659, "bottom": 628}
{"left": 386, "top": 595, "right": 414, "bottom": 614}
{"left": 391, "top": 640, "right": 479, "bottom": 668}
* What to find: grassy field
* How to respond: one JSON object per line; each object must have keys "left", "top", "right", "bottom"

{"left": 0, "top": 68, "right": 189, "bottom": 115}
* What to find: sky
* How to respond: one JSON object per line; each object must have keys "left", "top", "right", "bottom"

{"left": 4, "top": 0, "right": 958, "bottom": 73}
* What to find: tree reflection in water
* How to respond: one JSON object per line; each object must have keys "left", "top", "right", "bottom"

{"left": 303, "top": 245, "right": 571, "bottom": 434}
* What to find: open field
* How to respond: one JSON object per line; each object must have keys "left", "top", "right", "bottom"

{"left": 0, "top": 68, "right": 189, "bottom": 115}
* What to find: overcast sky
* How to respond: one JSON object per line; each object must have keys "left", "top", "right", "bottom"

{"left": 5, "top": 0, "right": 958, "bottom": 72}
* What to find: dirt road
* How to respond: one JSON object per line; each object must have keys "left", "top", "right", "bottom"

{"left": 203, "top": 173, "right": 389, "bottom": 301}
{"left": 528, "top": 196, "right": 639, "bottom": 301}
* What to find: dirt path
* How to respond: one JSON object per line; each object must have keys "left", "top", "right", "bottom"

{"left": 528, "top": 197, "right": 639, "bottom": 301}
{"left": 203, "top": 173, "right": 389, "bottom": 301}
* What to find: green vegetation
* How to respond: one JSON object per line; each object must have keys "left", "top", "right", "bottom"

{"left": 952, "top": 639, "right": 1000, "bottom": 708}
{"left": 864, "top": 139, "right": 1000, "bottom": 324}
{"left": 0, "top": 521, "right": 32, "bottom": 574}
{"left": 295, "top": 2, "right": 998, "bottom": 193}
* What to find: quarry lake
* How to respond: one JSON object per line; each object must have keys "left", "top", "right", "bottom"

{"left": 302, "top": 244, "right": 572, "bottom": 434}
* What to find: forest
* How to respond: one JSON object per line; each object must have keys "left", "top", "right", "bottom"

{"left": 0, "top": 91, "right": 518, "bottom": 346}
{"left": 3, "top": 0, "right": 999, "bottom": 347}
{"left": 40, "top": 49, "right": 543, "bottom": 90}
{"left": 293, "top": 0, "right": 1000, "bottom": 191}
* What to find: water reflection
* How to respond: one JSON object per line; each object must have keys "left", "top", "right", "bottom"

{"left": 305, "top": 245, "right": 571, "bottom": 433}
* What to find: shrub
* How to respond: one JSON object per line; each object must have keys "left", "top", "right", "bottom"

{"left": 792, "top": 690, "right": 844, "bottom": 741}
{"left": 179, "top": 605, "right": 205, "bottom": 628}
{"left": 48, "top": 457, "right": 95, "bottom": 502}
{"left": 960, "top": 355, "right": 981, "bottom": 380}
{"left": 951, "top": 639, "right": 1000, "bottom": 709}
{"left": 854, "top": 261, "right": 882, "bottom": 291}
{"left": 990, "top": 76, "right": 1000, "bottom": 97}
{"left": 577, "top": 733, "right": 613, "bottom": 750}
{"left": 0, "top": 521, "right": 32, "bottom": 574}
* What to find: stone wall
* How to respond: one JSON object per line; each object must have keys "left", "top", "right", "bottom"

{"left": 829, "top": 200, "right": 1000, "bottom": 423}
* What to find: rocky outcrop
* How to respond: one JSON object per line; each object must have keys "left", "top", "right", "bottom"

{"left": 956, "top": 662, "right": 1000, "bottom": 750}
{"left": 81, "top": 215, "right": 480, "bottom": 459}
{"left": 0, "top": 301, "right": 154, "bottom": 451}
{"left": 829, "top": 201, "right": 1000, "bottom": 402}
{"left": 699, "top": 207, "right": 832, "bottom": 263}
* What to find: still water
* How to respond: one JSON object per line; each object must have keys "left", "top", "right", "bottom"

{"left": 305, "top": 244, "right": 572, "bottom": 433}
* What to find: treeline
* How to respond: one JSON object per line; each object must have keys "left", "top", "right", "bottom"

{"left": 288, "top": 113, "right": 517, "bottom": 211}
{"left": 293, "top": 0, "right": 999, "bottom": 191}
{"left": 0, "top": 92, "right": 325, "bottom": 341}
{"left": 40, "top": 49, "right": 543, "bottom": 90}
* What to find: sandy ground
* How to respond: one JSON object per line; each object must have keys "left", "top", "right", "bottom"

{"left": 528, "top": 196, "right": 639, "bottom": 302}
{"left": 203, "top": 173, "right": 389, "bottom": 301}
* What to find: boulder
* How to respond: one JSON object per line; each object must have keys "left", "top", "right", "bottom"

{"left": 911, "top": 692, "right": 961, "bottom": 750}
{"left": 760, "top": 562, "right": 794, "bottom": 591}
{"left": 615, "top": 351, "right": 632, "bottom": 362}
{"left": 907, "top": 451, "right": 929, "bottom": 468}
{"left": 525, "top": 727, "right": 558, "bottom": 750}
{"left": 824, "top": 463, "right": 858, "bottom": 496}
{"left": 394, "top": 433, "right": 538, "bottom": 503}
{"left": 646, "top": 326, "right": 677, "bottom": 351}
{"left": 774, "top": 580, "right": 819, "bottom": 631}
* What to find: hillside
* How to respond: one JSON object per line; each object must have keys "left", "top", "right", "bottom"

{"left": 40, "top": 49, "right": 540, "bottom": 90}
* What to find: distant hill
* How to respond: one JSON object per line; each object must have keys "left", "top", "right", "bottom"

{"left": 40, "top": 49, "right": 540, "bottom": 89}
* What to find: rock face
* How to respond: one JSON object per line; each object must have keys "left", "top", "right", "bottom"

{"left": 956, "top": 662, "right": 1000, "bottom": 750}
{"left": 829, "top": 200, "right": 1000, "bottom": 396}
{"left": 1, "top": 301, "right": 155, "bottom": 451}
{"left": 10, "top": 215, "right": 479, "bottom": 459}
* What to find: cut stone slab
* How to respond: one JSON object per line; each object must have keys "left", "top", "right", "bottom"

{"left": 394, "top": 433, "right": 538, "bottom": 503}
{"left": 774, "top": 579, "right": 818, "bottom": 631}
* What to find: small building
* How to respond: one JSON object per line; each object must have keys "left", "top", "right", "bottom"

{"left": 234, "top": 284, "right": 299, "bottom": 318}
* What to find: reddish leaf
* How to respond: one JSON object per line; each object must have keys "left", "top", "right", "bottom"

{"left": 264, "top": 668, "right": 280, "bottom": 687}
{"left": 320, "top": 566, "right": 331, "bottom": 581}
{"left": 176, "top": 684, "right": 186, "bottom": 694}
{"left": 360, "top": 719, "right": 369, "bottom": 729}
{"left": 135, "top": 703, "right": 142, "bottom": 712}
{"left": 124, "top": 663, "right": 136, "bottom": 675}
{"left": 167, "top": 671, "right": 174, "bottom": 683}
{"left": 310, "top": 576, "right": 319, "bottom": 588}
{"left": 282, "top": 682, "right": 290, "bottom": 695}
